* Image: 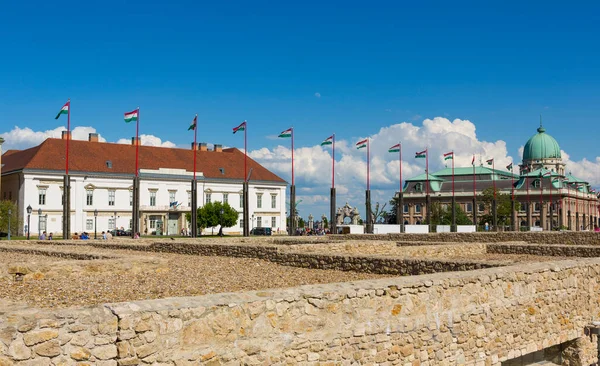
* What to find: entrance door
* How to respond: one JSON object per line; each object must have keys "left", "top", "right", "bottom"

{"left": 168, "top": 213, "right": 178, "bottom": 235}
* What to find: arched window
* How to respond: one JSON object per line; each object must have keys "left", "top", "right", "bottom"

{"left": 415, "top": 204, "right": 422, "bottom": 213}
{"left": 414, "top": 183, "right": 423, "bottom": 192}
{"left": 532, "top": 179, "right": 541, "bottom": 188}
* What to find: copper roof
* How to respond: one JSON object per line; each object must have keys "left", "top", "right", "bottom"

{"left": 1, "top": 138, "right": 286, "bottom": 183}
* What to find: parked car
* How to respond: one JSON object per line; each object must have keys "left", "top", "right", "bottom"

{"left": 111, "top": 229, "right": 131, "bottom": 237}
{"left": 251, "top": 227, "right": 272, "bottom": 236}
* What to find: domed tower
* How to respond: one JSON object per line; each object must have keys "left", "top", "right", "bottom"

{"left": 520, "top": 123, "right": 564, "bottom": 175}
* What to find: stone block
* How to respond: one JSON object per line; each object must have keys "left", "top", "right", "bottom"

{"left": 91, "top": 344, "right": 118, "bottom": 360}
{"left": 69, "top": 347, "right": 91, "bottom": 361}
{"left": 23, "top": 330, "right": 59, "bottom": 347}
{"left": 33, "top": 340, "right": 61, "bottom": 357}
{"left": 8, "top": 339, "right": 31, "bottom": 360}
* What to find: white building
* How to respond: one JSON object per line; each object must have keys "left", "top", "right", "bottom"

{"left": 1, "top": 133, "right": 287, "bottom": 237}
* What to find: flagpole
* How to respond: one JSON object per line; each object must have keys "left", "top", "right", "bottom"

{"left": 193, "top": 115, "right": 197, "bottom": 181}
{"left": 399, "top": 143, "right": 403, "bottom": 232}
{"left": 332, "top": 134, "right": 335, "bottom": 189}
{"left": 473, "top": 155, "right": 477, "bottom": 228}
{"left": 244, "top": 122, "right": 247, "bottom": 182}
{"left": 367, "top": 138, "right": 370, "bottom": 191}
{"left": 540, "top": 172, "right": 543, "bottom": 228}
{"left": 452, "top": 151, "right": 455, "bottom": 197}
{"left": 66, "top": 99, "right": 70, "bottom": 175}
{"left": 135, "top": 107, "right": 140, "bottom": 177}
{"left": 291, "top": 127, "right": 295, "bottom": 186}
{"left": 331, "top": 134, "right": 336, "bottom": 235}
{"left": 425, "top": 148, "right": 429, "bottom": 196}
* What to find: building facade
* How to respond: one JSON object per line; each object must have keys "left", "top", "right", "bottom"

{"left": 1, "top": 133, "right": 287, "bottom": 237}
{"left": 401, "top": 125, "right": 599, "bottom": 230}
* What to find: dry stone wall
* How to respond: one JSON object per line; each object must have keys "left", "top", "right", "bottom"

{"left": 2, "top": 259, "right": 600, "bottom": 365}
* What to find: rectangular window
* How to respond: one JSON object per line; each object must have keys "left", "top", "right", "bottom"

{"left": 257, "top": 216, "right": 262, "bottom": 227}
{"left": 403, "top": 204, "right": 409, "bottom": 214}
{"left": 187, "top": 192, "right": 192, "bottom": 207}
{"left": 39, "top": 188, "right": 47, "bottom": 205}
{"left": 149, "top": 215, "right": 161, "bottom": 229}
{"left": 239, "top": 193, "right": 243, "bottom": 208}
{"left": 466, "top": 203, "right": 473, "bottom": 212}
{"left": 415, "top": 204, "right": 421, "bottom": 213}
{"left": 478, "top": 203, "right": 485, "bottom": 212}
{"left": 257, "top": 194, "right": 263, "bottom": 209}
{"left": 149, "top": 191, "right": 156, "bottom": 206}
{"left": 40, "top": 216, "right": 47, "bottom": 231}
{"left": 534, "top": 203, "right": 541, "bottom": 212}
{"left": 169, "top": 191, "right": 176, "bottom": 205}
{"left": 108, "top": 190, "right": 115, "bottom": 206}
{"left": 86, "top": 219, "right": 93, "bottom": 230}
{"left": 85, "top": 190, "right": 93, "bottom": 206}
{"left": 271, "top": 217, "right": 276, "bottom": 228}
{"left": 108, "top": 218, "right": 116, "bottom": 230}
{"left": 271, "top": 195, "right": 277, "bottom": 209}
{"left": 223, "top": 193, "right": 229, "bottom": 204}
{"left": 129, "top": 191, "right": 133, "bottom": 206}
{"left": 206, "top": 193, "right": 212, "bottom": 204}
{"left": 240, "top": 219, "right": 244, "bottom": 228}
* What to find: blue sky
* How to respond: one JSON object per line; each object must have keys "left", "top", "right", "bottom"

{"left": 1, "top": 1, "right": 599, "bottom": 218}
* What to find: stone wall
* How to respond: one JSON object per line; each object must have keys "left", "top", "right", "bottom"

{"left": 337, "top": 231, "right": 600, "bottom": 245}
{"left": 488, "top": 243, "right": 600, "bottom": 257}
{"left": 2, "top": 259, "right": 599, "bottom": 365}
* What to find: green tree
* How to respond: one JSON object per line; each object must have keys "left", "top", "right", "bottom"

{"left": 426, "top": 202, "right": 473, "bottom": 226}
{"left": 387, "top": 196, "right": 400, "bottom": 224}
{"left": 186, "top": 201, "right": 238, "bottom": 231}
{"left": 0, "top": 201, "right": 20, "bottom": 237}
{"left": 479, "top": 187, "right": 520, "bottom": 226}
{"left": 298, "top": 218, "right": 305, "bottom": 228}
{"left": 322, "top": 217, "right": 328, "bottom": 229}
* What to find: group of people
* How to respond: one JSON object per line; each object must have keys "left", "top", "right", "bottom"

{"left": 38, "top": 231, "right": 53, "bottom": 240}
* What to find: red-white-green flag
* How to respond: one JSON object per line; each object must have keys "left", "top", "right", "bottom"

{"left": 356, "top": 139, "right": 368, "bottom": 149}
{"left": 543, "top": 171, "right": 552, "bottom": 177}
{"left": 443, "top": 151, "right": 453, "bottom": 160}
{"left": 415, "top": 150, "right": 427, "bottom": 158}
{"left": 278, "top": 128, "right": 293, "bottom": 138}
{"left": 233, "top": 121, "right": 246, "bottom": 134}
{"left": 506, "top": 163, "right": 513, "bottom": 171}
{"left": 188, "top": 115, "right": 197, "bottom": 131}
{"left": 124, "top": 109, "right": 138, "bottom": 123}
{"left": 486, "top": 158, "right": 494, "bottom": 165}
{"left": 388, "top": 144, "right": 400, "bottom": 153}
{"left": 55, "top": 101, "right": 69, "bottom": 119}
{"left": 321, "top": 135, "right": 333, "bottom": 146}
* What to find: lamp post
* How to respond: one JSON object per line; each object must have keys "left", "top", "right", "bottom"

{"left": 38, "top": 208, "right": 42, "bottom": 238}
{"left": 219, "top": 207, "right": 224, "bottom": 237}
{"left": 94, "top": 209, "right": 98, "bottom": 239}
{"left": 26, "top": 205, "right": 32, "bottom": 240}
{"left": 113, "top": 211, "right": 117, "bottom": 233}
{"left": 7, "top": 209, "right": 11, "bottom": 241}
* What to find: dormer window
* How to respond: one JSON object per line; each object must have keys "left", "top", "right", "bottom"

{"left": 414, "top": 183, "right": 423, "bottom": 192}
{"left": 532, "top": 179, "right": 541, "bottom": 188}
{"left": 106, "top": 160, "right": 113, "bottom": 168}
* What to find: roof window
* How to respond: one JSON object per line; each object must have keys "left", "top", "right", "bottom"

{"left": 106, "top": 161, "right": 113, "bottom": 169}
{"left": 219, "top": 168, "right": 225, "bottom": 175}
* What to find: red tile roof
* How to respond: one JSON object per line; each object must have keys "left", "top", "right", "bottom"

{"left": 1, "top": 139, "right": 286, "bottom": 183}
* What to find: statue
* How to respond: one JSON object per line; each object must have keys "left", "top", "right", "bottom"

{"left": 336, "top": 202, "right": 361, "bottom": 226}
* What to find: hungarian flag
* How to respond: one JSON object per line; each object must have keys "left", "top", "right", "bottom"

{"left": 278, "top": 128, "right": 293, "bottom": 138}
{"left": 55, "top": 100, "right": 69, "bottom": 119}
{"left": 443, "top": 151, "right": 453, "bottom": 160}
{"left": 471, "top": 155, "right": 475, "bottom": 165}
{"left": 486, "top": 158, "right": 494, "bottom": 165}
{"left": 543, "top": 171, "right": 552, "bottom": 177}
{"left": 321, "top": 135, "right": 333, "bottom": 146}
{"left": 388, "top": 143, "right": 400, "bottom": 153}
{"left": 356, "top": 139, "right": 368, "bottom": 149}
{"left": 233, "top": 121, "right": 246, "bottom": 134}
{"left": 506, "top": 163, "right": 513, "bottom": 171}
{"left": 415, "top": 150, "right": 427, "bottom": 158}
{"left": 124, "top": 109, "right": 138, "bottom": 123}
{"left": 188, "top": 115, "right": 197, "bottom": 131}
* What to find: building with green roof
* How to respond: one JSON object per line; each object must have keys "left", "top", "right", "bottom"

{"left": 400, "top": 124, "right": 598, "bottom": 231}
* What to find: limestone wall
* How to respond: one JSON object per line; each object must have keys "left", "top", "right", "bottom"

{"left": 488, "top": 243, "right": 600, "bottom": 257}
{"left": 337, "top": 231, "right": 600, "bottom": 245}
{"left": 2, "top": 259, "right": 600, "bottom": 365}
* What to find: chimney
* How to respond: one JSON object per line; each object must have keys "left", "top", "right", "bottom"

{"left": 89, "top": 133, "right": 99, "bottom": 142}
{"left": 131, "top": 137, "right": 140, "bottom": 146}
{"left": 199, "top": 143, "right": 208, "bottom": 152}
{"left": 191, "top": 142, "right": 198, "bottom": 151}
{"left": 214, "top": 144, "right": 222, "bottom": 152}
{"left": 61, "top": 131, "right": 71, "bottom": 140}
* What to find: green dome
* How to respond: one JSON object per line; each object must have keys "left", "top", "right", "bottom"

{"left": 522, "top": 126, "right": 561, "bottom": 161}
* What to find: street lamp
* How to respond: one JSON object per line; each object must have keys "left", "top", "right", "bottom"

{"left": 219, "top": 207, "right": 224, "bottom": 237}
{"left": 38, "top": 208, "right": 42, "bottom": 238}
{"left": 113, "top": 211, "right": 117, "bottom": 233}
{"left": 26, "top": 205, "right": 32, "bottom": 240}
{"left": 7, "top": 209, "right": 11, "bottom": 241}
{"left": 94, "top": 209, "right": 98, "bottom": 239}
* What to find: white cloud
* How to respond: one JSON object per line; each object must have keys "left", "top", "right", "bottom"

{"left": 0, "top": 125, "right": 106, "bottom": 150}
{"left": 116, "top": 134, "right": 176, "bottom": 148}
{"left": 314, "top": 92, "right": 321, "bottom": 98}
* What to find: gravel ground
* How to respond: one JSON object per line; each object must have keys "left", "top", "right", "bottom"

{"left": 0, "top": 252, "right": 68, "bottom": 264}
{"left": 0, "top": 251, "right": 389, "bottom": 309}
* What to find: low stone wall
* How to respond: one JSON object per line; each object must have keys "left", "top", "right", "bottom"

{"left": 488, "top": 243, "right": 600, "bottom": 257}
{"left": 337, "top": 231, "right": 600, "bottom": 245}
{"left": 2, "top": 259, "right": 599, "bottom": 365}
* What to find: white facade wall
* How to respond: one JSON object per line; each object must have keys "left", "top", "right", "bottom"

{"left": 19, "top": 171, "right": 287, "bottom": 237}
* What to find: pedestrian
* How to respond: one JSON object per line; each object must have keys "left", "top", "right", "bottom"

{"left": 48, "top": 232, "right": 53, "bottom": 240}
{"left": 39, "top": 231, "right": 46, "bottom": 240}
{"left": 106, "top": 231, "right": 113, "bottom": 240}
{"left": 102, "top": 231, "right": 107, "bottom": 240}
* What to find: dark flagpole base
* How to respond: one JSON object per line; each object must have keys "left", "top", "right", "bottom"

{"left": 398, "top": 192, "right": 404, "bottom": 233}
{"left": 191, "top": 180, "right": 198, "bottom": 237}
{"left": 492, "top": 199, "right": 497, "bottom": 231}
{"left": 243, "top": 182, "right": 249, "bottom": 236}
{"left": 330, "top": 187, "right": 336, "bottom": 234}
{"left": 426, "top": 194, "right": 431, "bottom": 233}
{"left": 290, "top": 185, "right": 296, "bottom": 235}
{"left": 567, "top": 210, "right": 571, "bottom": 231}
{"left": 132, "top": 177, "right": 140, "bottom": 238}
{"left": 451, "top": 196, "right": 456, "bottom": 232}
{"left": 511, "top": 200, "right": 517, "bottom": 231}
{"left": 549, "top": 204, "right": 554, "bottom": 231}
{"left": 365, "top": 190, "right": 372, "bottom": 234}
{"left": 62, "top": 174, "right": 71, "bottom": 239}
{"left": 473, "top": 197, "right": 478, "bottom": 231}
